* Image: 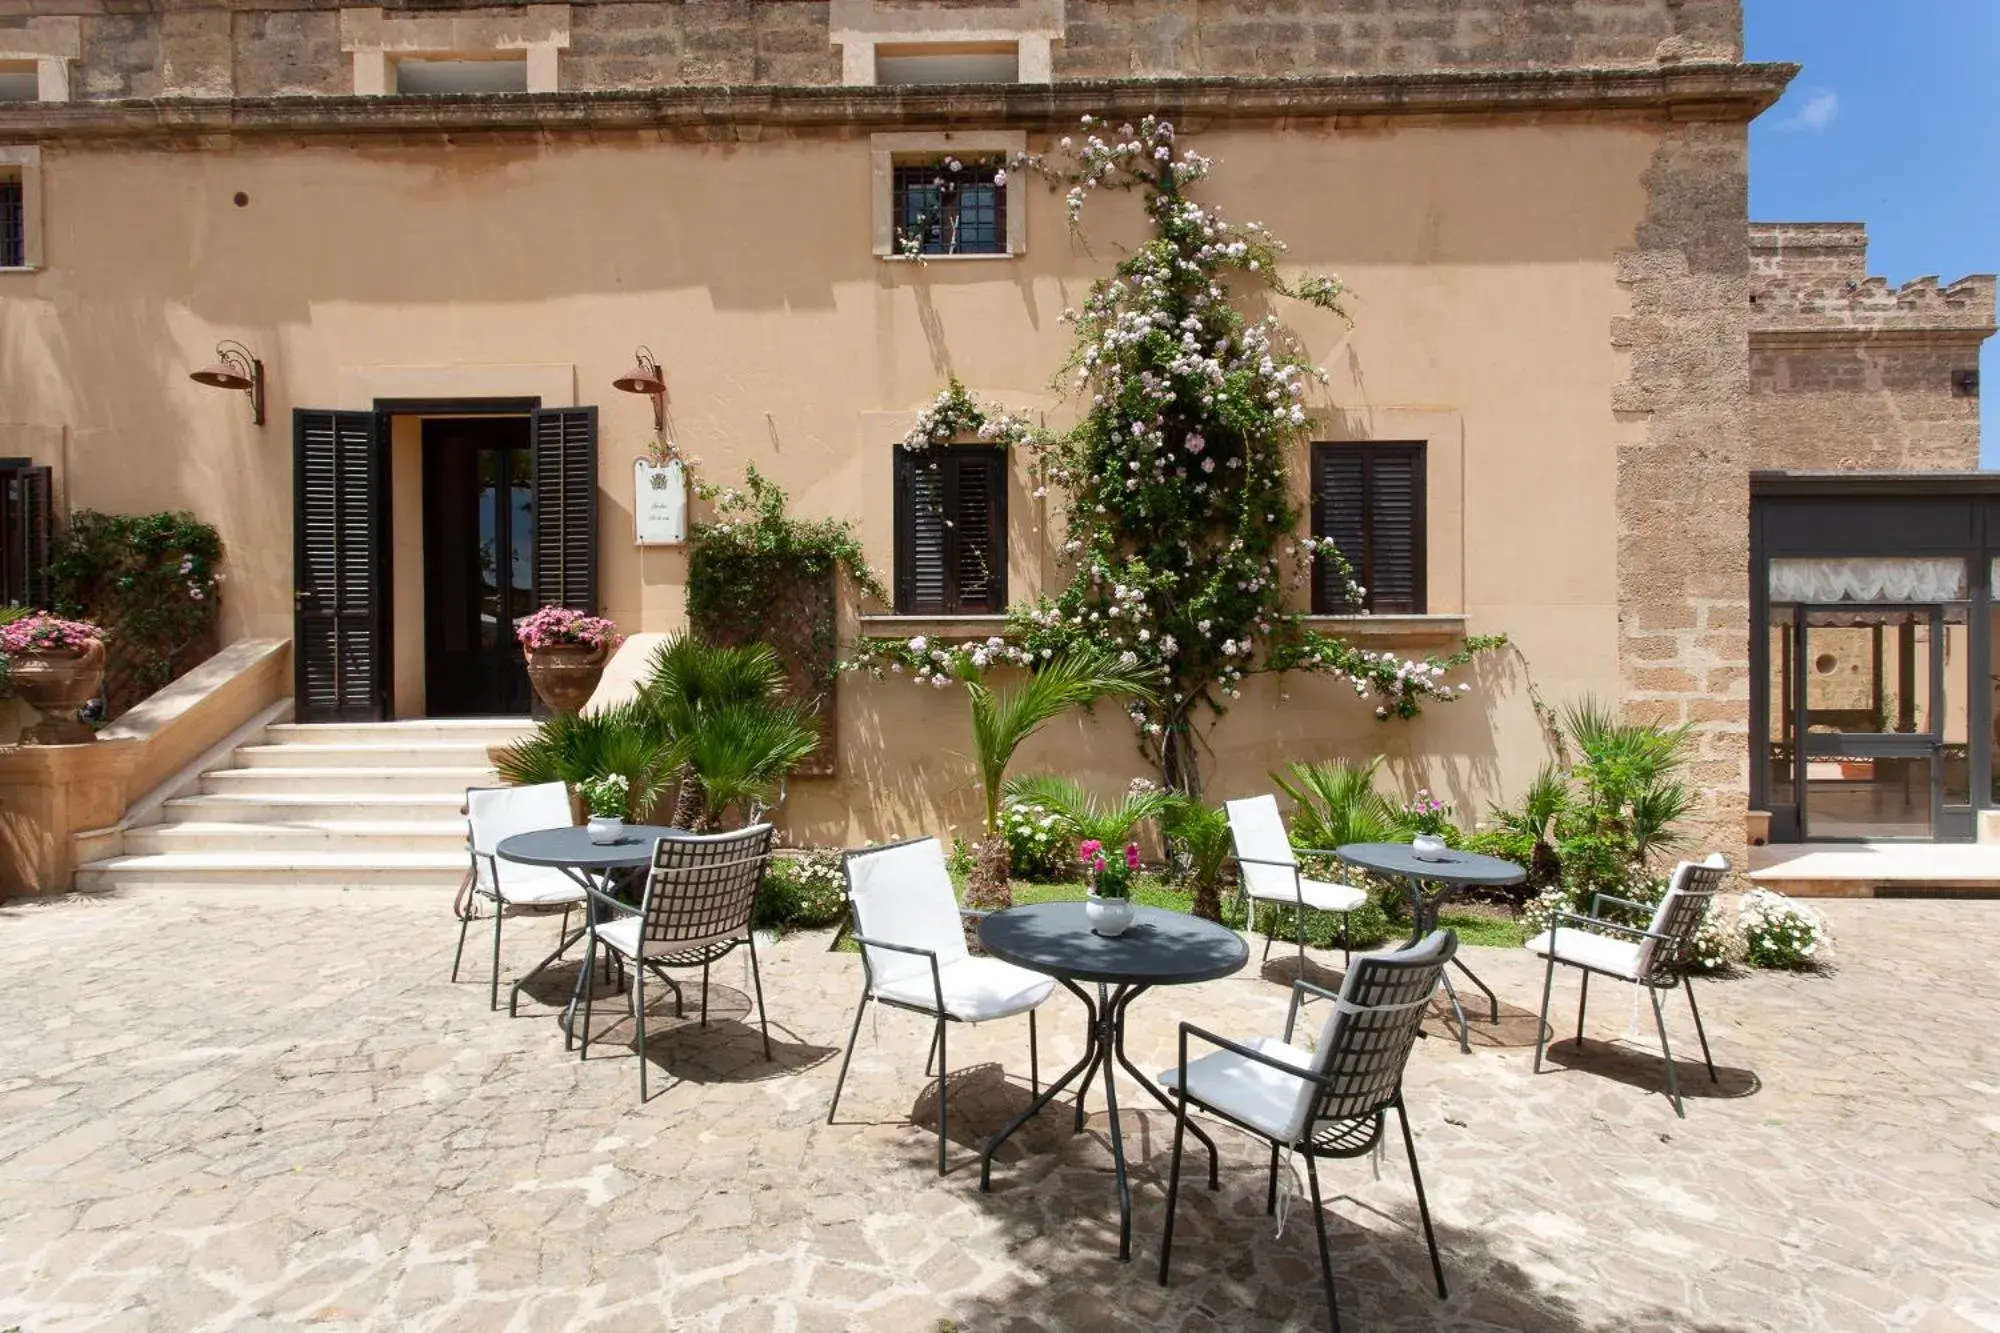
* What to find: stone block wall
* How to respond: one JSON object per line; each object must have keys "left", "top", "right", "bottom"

{"left": 19, "top": 0, "right": 1744, "bottom": 102}
{"left": 1058, "top": 0, "right": 1741, "bottom": 79}
{"left": 1614, "top": 121, "right": 1756, "bottom": 864}
{"left": 1748, "top": 222, "right": 1993, "bottom": 474}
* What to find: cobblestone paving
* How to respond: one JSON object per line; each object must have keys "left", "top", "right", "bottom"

{"left": 1, "top": 890, "right": 1996, "bottom": 1332}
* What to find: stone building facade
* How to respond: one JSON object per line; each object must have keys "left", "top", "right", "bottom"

{"left": 0, "top": 0, "right": 1988, "bottom": 880}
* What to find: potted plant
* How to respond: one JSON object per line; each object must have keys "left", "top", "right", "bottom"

{"left": 579, "top": 773, "right": 631, "bottom": 845}
{"left": 1405, "top": 787, "right": 1455, "bottom": 862}
{"left": 1080, "top": 838, "right": 1139, "bottom": 937}
{"left": 516, "top": 607, "right": 622, "bottom": 715}
{"left": 1, "top": 612, "right": 107, "bottom": 745}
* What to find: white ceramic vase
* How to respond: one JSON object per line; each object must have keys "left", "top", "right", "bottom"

{"left": 587, "top": 815, "right": 625, "bottom": 845}
{"left": 1411, "top": 832, "right": 1449, "bottom": 862}
{"left": 1085, "top": 893, "right": 1135, "bottom": 937}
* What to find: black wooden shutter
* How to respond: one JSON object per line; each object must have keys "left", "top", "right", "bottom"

{"left": 895, "top": 447, "right": 1006, "bottom": 614}
{"left": 293, "top": 410, "right": 387, "bottom": 722}
{"left": 531, "top": 407, "right": 598, "bottom": 612}
{"left": 1311, "top": 443, "right": 1426, "bottom": 615}
{"left": 3, "top": 464, "right": 53, "bottom": 608}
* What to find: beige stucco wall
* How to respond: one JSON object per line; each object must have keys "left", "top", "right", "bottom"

{"left": 0, "top": 120, "right": 1659, "bottom": 844}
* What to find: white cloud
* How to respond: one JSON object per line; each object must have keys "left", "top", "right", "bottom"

{"left": 1780, "top": 88, "right": 1839, "bottom": 132}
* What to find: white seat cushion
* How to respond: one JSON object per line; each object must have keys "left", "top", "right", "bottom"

{"left": 873, "top": 956, "right": 1054, "bottom": 1023}
{"left": 479, "top": 860, "right": 586, "bottom": 907}
{"left": 594, "top": 914, "right": 734, "bottom": 962}
{"left": 1245, "top": 875, "right": 1368, "bottom": 915}
{"left": 1160, "top": 1035, "right": 1317, "bottom": 1141}
{"left": 1524, "top": 926, "right": 1645, "bottom": 981}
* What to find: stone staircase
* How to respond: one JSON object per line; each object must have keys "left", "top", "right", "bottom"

{"left": 75, "top": 719, "right": 534, "bottom": 891}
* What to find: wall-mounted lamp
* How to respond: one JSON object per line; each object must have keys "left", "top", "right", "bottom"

{"left": 190, "top": 340, "right": 266, "bottom": 426}
{"left": 612, "top": 346, "right": 668, "bottom": 432}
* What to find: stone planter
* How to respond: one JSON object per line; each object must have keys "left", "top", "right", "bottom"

{"left": 10, "top": 640, "right": 105, "bottom": 745}
{"left": 524, "top": 642, "right": 609, "bottom": 715}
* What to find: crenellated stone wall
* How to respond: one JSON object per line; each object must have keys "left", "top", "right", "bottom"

{"left": 1748, "top": 222, "right": 1993, "bottom": 473}
{"left": 4, "top": 0, "right": 1744, "bottom": 102}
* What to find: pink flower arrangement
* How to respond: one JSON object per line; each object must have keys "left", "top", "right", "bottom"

{"left": 514, "top": 607, "right": 622, "bottom": 652}
{"left": 1080, "top": 838, "right": 1140, "bottom": 899}
{"left": 0, "top": 613, "right": 104, "bottom": 655}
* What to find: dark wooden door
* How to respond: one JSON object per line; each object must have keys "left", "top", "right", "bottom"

{"left": 293, "top": 410, "right": 389, "bottom": 722}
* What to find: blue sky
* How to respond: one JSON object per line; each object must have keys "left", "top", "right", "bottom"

{"left": 1747, "top": 0, "right": 1999, "bottom": 463}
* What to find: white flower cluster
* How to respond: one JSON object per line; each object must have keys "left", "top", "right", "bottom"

{"left": 899, "top": 380, "right": 1037, "bottom": 454}
{"left": 890, "top": 634, "right": 1037, "bottom": 688}
{"left": 1737, "top": 889, "right": 1827, "bottom": 969}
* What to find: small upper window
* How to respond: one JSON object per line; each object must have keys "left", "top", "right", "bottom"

{"left": 0, "top": 173, "right": 23, "bottom": 269}
{"left": 1310, "top": 442, "right": 1427, "bottom": 615}
{"left": 874, "top": 42, "right": 1019, "bottom": 86}
{"left": 893, "top": 157, "right": 1007, "bottom": 258}
{"left": 895, "top": 446, "right": 1007, "bottom": 615}
{"left": 394, "top": 56, "right": 528, "bottom": 95}
{"left": 0, "top": 63, "right": 36, "bottom": 103}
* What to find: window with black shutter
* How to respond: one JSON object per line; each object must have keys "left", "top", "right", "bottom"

{"left": 530, "top": 407, "right": 598, "bottom": 613}
{"left": 895, "top": 446, "right": 1007, "bottom": 614}
{"left": 1310, "top": 442, "right": 1426, "bottom": 615}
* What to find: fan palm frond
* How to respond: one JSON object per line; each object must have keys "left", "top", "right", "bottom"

{"left": 1273, "top": 756, "right": 1405, "bottom": 849}
{"left": 966, "top": 650, "right": 1158, "bottom": 835}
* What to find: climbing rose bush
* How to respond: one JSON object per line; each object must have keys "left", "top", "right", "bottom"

{"left": 849, "top": 114, "right": 1501, "bottom": 793}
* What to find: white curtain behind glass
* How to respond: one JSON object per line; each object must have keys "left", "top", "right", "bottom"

{"left": 1768, "top": 557, "right": 1966, "bottom": 604}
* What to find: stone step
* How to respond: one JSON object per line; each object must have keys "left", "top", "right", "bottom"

{"left": 124, "top": 820, "right": 468, "bottom": 856}
{"left": 232, "top": 742, "right": 501, "bottom": 770}
{"left": 199, "top": 766, "right": 497, "bottom": 797}
{"left": 160, "top": 793, "right": 472, "bottom": 824}
{"left": 265, "top": 720, "right": 535, "bottom": 748}
{"left": 75, "top": 851, "right": 465, "bottom": 892}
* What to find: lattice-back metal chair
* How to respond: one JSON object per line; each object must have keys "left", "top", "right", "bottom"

{"left": 1158, "top": 930, "right": 1457, "bottom": 1333}
{"left": 1527, "top": 853, "right": 1729, "bottom": 1117}
{"left": 1225, "top": 795, "right": 1367, "bottom": 973}
{"left": 454, "top": 783, "right": 586, "bottom": 1010}
{"left": 827, "top": 837, "right": 1055, "bottom": 1175}
{"left": 579, "top": 823, "right": 775, "bottom": 1103}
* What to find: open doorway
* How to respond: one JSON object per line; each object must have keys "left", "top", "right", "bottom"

{"left": 421, "top": 416, "right": 534, "bottom": 716}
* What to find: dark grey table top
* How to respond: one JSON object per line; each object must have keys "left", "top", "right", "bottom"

{"left": 1336, "top": 841, "right": 1526, "bottom": 886}
{"left": 496, "top": 825, "right": 690, "bottom": 870}
{"left": 978, "top": 902, "right": 1250, "bottom": 987}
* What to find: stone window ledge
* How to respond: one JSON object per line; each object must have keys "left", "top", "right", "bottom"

{"left": 1302, "top": 614, "right": 1468, "bottom": 646}
{"left": 857, "top": 614, "right": 1009, "bottom": 640}
{"left": 880, "top": 253, "right": 1017, "bottom": 264}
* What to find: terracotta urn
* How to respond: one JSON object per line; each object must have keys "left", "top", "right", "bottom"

{"left": 10, "top": 639, "right": 106, "bottom": 745}
{"left": 525, "top": 641, "right": 609, "bottom": 715}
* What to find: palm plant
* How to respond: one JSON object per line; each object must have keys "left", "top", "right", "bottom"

{"left": 636, "top": 633, "right": 812, "bottom": 829}
{"left": 1161, "top": 795, "right": 1233, "bottom": 922}
{"left": 1273, "top": 757, "right": 1408, "bottom": 850}
{"left": 671, "top": 698, "right": 821, "bottom": 830}
{"left": 494, "top": 702, "right": 674, "bottom": 818}
{"left": 958, "top": 650, "right": 1159, "bottom": 908}
{"left": 1002, "top": 773, "right": 1173, "bottom": 854}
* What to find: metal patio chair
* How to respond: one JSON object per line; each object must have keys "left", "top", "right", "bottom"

{"left": 579, "top": 823, "right": 775, "bottom": 1103}
{"left": 1526, "top": 853, "right": 1729, "bottom": 1118}
{"left": 827, "top": 836, "right": 1054, "bottom": 1176}
{"left": 1158, "top": 930, "right": 1457, "bottom": 1333}
{"left": 1226, "top": 794, "right": 1366, "bottom": 973}
{"left": 454, "top": 782, "right": 587, "bottom": 1010}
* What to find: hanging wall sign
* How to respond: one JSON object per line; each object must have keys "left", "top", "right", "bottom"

{"left": 633, "top": 459, "right": 687, "bottom": 546}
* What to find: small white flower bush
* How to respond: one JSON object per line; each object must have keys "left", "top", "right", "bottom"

{"left": 1736, "top": 889, "right": 1827, "bottom": 970}
{"left": 757, "top": 848, "right": 848, "bottom": 931}
{"left": 1001, "top": 800, "right": 1069, "bottom": 881}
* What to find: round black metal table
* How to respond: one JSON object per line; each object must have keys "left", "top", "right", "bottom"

{"left": 497, "top": 824, "right": 689, "bottom": 1039}
{"left": 977, "top": 902, "right": 1249, "bottom": 1262}
{"left": 1336, "top": 842, "right": 1526, "bottom": 1052}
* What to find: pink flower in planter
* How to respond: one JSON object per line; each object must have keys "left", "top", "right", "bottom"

{"left": 0, "top": 613, "right": 105, "bottom": 654}
{"left": 1077, "top": 839, "right": 1103, "bottom": 864}
{"left": 514, "top": 607, "right": 622, "bottom": 651}
{"left": 1124, "top": 842, "right": 1141, "bottom": 871}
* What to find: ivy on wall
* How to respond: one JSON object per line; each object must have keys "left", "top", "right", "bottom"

{"left": 49, "top": 510, "right": 222, "bottom": 719}
{"left": 687, "top": 466, "right": 886, "bottom": 776}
